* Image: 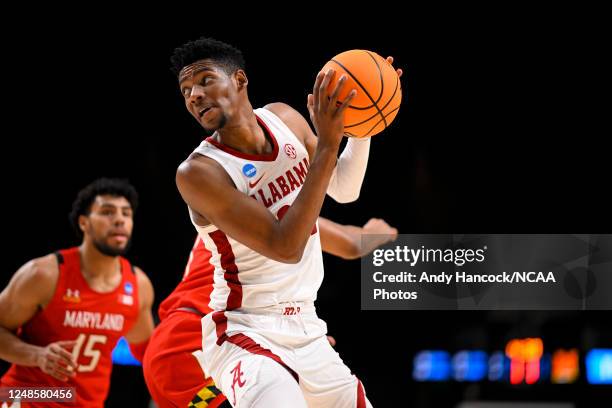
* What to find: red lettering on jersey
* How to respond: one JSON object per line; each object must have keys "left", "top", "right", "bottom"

{"left": 286, "top": 170, "right": 300, "bottom": 191}
{"left": 268, "top": 182, "right": 282, "bottom": 203}
{"left": 303, "top": 157, "right": 310, "bottom": 169}
{"left": 257, "top": 189, "right": 273, "bottom": 208}
{"left": 230, "top": 360, "right": 246, "bottom": 405}
{"left": 293, "top": 162, "right": 307, "bottom": 184}
{"left": 276, "top": 176, "right": 290, "bottom": 196}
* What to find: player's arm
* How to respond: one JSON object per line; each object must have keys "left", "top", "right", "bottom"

{"left": 0, "top": 255, "right": 78, "bottom": 380}
{"left": 177, "top": 69, "right": 356, "bottom": 264}
{"left": 319, "top": 217, "right": 399, "bottom": 260}
{"left": 265, "top": 102, "right": 370, "bottom": 204}
{"left": 124, "top": 267, "right": 154, "bottom": 362}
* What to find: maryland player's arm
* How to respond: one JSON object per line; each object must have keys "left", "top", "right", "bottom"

{"left": 124, "top": 267, "right": 154, "bottom": 345}
{"left": 264, "top": 102, "right": 371, "bottom": 203}
{"left": 0, "top": 255, "right": 62, "bottom": 366}
{"left": 318, "top": 217, "right": 399, "bottom": 260}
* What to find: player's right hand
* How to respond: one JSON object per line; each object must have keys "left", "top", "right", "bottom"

{"left": 307, "top": 68, "right": 357, "bottom": 150}
{"left": 35, "top": 340, "right": 78, "bottom": 381}
{"left": 363, "top": 218, "right": 399, "bottom": 242}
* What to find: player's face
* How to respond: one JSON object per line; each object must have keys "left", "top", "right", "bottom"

{"left": 82, "top": 195, "right": 134, "bottom": 256}
{"left": 179, "top": 60, "right": 244, "bottom": 132}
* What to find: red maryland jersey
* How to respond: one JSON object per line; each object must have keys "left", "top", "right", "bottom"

{"left": 1, "top": 247, "right": 140, "bottom": 407}
{"left": 158, "top": 236, "right": 214, "bottom": 321}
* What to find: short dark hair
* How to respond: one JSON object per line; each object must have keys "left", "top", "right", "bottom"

{"left": 69, "top": 178, "right": 139, "bottom": 239}
{"left": 170, "top": 37, "right": 245, "bottom": 77}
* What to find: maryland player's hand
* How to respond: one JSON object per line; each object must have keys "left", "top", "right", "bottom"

{"left": 363, "top": 218, "right": 398, "bottom": 242}
{"left": 36, "top": 340, "right": 78, "bottom": 381}
{"left": 307, "top": 68, "right": 357, "bottom": 149}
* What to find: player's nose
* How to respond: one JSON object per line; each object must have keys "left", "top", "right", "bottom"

{"left": 188, "top": 84, "right": 206, "bottom": 105}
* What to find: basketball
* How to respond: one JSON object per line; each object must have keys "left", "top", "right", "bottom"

{"left": 322, "top": 49, "right": 402, "bottom": 138}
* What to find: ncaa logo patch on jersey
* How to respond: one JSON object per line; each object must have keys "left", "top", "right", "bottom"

{"left": 242, "top": 163, "right": 257, "bottom": 178}
{"left": 124, "top": 282, "right": 133, "bottom": 295}
{"left": 284, "top": 144, "right": 297, "bottom": 159}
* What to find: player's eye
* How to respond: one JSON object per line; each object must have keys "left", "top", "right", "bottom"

{"left": 182, "top": 87, "right": 191, "bottom": 97}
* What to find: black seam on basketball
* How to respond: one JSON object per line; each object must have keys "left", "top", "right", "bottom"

{"left": 365, "top": 51, "right": 385, "bottom": 106}
{"left": 364, "top": 104, "right": 400, "bottom": 137}
{"left": 345, "top": 72, "right": 400, "bottom": 129}
{"left": 329, "top": 60, "right": 375, "bottom": 110}
{"left": 329, "top": 59, "right": 385, "bottom": 127}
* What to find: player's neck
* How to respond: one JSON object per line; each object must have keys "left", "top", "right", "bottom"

{"left": 216, "top": 106, "right": 270, "bottom": 155}
{"left": 78, "top": 243, "right": 121, "bottom": 284}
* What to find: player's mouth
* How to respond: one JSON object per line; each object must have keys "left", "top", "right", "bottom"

{"left": 198, "top": 105, "right": 215, "bottom": 120}
{"left": 109, "top": 233, "right": 129, "bottom": 244}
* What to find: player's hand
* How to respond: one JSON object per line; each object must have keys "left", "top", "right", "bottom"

{"left": 327, "top": 335, "right": 337, "bottom": 347}
{"left": 363, "top": 218, "right": 398, "bottom": 242}
{"left": 307, "top": 68, "right": 357, "bottom": 150}
{"left": 385, "top": 56, "right": 403, "bottom": 78}
{"left": 35, "top": 340, "right": 78, "bottom": 381}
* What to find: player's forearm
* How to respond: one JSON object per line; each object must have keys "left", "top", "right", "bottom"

{"left": 0, "top": 326, "right": 41, "bottom": 366}
{"left": 273, "top": 145, "right": 338, "bottom": 261}
{"left": 327, "top": 138, "right": 370, "bottom": 203}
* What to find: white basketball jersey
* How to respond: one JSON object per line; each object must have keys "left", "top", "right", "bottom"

{"left": 189, "top": 108, "right": 324, "bottom": 311}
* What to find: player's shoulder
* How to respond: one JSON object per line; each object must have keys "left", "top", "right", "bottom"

{"left": 263, "top": 102, "right": 310, "bottom": 143}
{"left": 8, "top": 253, "right": 60, "bottom": 301}
{"left": 263, "top": 102, "right": 305, "bottom": 126}
{"left": 176, "top": 152, "right": 232, "bottom": 191}
{"left": 24, "top": 253, "right": 60, "bottom": 285}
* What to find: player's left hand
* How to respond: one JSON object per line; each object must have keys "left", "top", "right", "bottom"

{"left": 386, "top": 56, "right": 403, "bottom": 78}
{"left": 363, "top": 218, "right": 398, "bottom": 242}
{"left": 327, "top": 335, "right": 336, "bottom": 347}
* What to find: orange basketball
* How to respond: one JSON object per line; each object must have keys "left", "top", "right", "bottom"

{"left": 322, "top": 49, "right": 402, "bottom": 138}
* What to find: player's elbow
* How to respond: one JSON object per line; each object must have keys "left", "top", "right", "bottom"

{"left": 328, "top": 190, "right": 360, "bottom": 204}
{"left": 268, "top": 239, "right": 305, "bottom": 264}
{"left": 271, "top": 246, "right": 304, "bottom": 264}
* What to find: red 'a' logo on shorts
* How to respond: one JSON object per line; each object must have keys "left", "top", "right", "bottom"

{"left": 230, "top": 360, "right": 246, "bottom": 405}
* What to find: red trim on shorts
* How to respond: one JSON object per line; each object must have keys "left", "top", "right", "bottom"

{"left": 228, "top": 333, "right": 299, "bottom": 383}
{"left": 357, "top": 379, "right": 366, "bottom": 408}
{"left": 205, "top": 113, "right": 279, "bottom": 161}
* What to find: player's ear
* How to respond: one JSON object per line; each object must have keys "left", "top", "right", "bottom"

{"left": 235, "top": 69, "right": 248, "bottom": 89}
{"left": 78, "top": 215, "right": 88, "bottom": 234}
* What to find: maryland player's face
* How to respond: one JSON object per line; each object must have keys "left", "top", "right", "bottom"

{"left": 81, "top": 195, "right": 134, "bottom": 256}
{"left": 179, "top": 59, "right": 248, "bottom": 133}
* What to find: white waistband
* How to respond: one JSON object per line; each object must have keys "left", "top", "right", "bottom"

{"left": 238, "top": 301, "right": 315, "bottom": 316}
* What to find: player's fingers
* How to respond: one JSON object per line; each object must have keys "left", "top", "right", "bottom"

{"left": 319, "top": 69, "right": 335, "bottom": 109}
{"left": 335, "top": 89, "right": 357, "bottom": 115}
{"left": 386, "top": 56, "right": 394, "bottom": 64}
{"left": 312, "top": 71, "right": 324, "bottom": 109}
{"left": 329, "top": 75, "right": 347, "bottom": 107}
{"left": 55, "top": 340, "right": 77, "bottom": 349}
{"left": 52, "top": 362, "right": 76, "bottom": 378}
{"left": 327, "top": 335, "right": 337, "bottom": 347}
{"left": 51, "top": 345, "right": 78, "bottom": 368}
{"left": 396, "top": 68, "right": 403, "bottom": 78}
{"left": 49, "top": 368, "right": 70, "bottom": 382}
{"left": 391, "top": 228, "right": 399, "bottom": 240}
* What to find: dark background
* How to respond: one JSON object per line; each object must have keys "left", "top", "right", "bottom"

{"left": 1, "top": 5, "right": 610, "bottom": 407}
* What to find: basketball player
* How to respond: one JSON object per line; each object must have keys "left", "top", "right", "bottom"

{"left": 172, "top": 37, "right": 401, "bottom": 407}
{"left": 143, "top": 217, "right": 398, "bottom": 408}
{"left": 0, "top": 178, "right": 154, "bottom": 408}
